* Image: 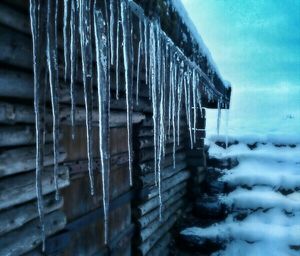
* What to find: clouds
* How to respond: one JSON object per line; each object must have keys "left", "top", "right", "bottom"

{"left": 181, "top": 0, "right": 300, "bottom": 89}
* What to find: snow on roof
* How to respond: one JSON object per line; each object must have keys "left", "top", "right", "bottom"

{"left": 170, "top": 0, "right": 230, "bottom": 88}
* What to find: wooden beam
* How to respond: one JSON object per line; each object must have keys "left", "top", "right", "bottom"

{"left": 0, "top": 193, "right": 63, "bottom": 236}
{"left": 0, "top": 166, "right": 69, "bottom": 211}
{"left": 0, "top": 144, "right": 66, "bottom": 178}
{"left": 0, "top": 211, "right": 66, "bottom": 256}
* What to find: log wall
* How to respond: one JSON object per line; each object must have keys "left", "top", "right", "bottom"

{"left": 0, "top": 1, "right": 214, "bottom": 255}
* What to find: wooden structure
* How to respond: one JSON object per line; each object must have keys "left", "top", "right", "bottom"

{"left": 0, "top": 0, "right": 230, "bottom": 255}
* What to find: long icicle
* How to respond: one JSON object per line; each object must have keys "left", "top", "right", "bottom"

{"left": 30, "top": 0, "right": 46, "bottom": 250}
{"left": 192, "top": 68, "right": 197, "bottom": 143}
{"left": 79, "top": 0, "right": 95, "bottom": 195}
{"left": 136, "top": 19, "right": 143, "bottom": 105}
{"left": 149, "top": 20, "right": 158, "bottom": 185}
{"left": 187, "top": 68, "right": 193, "bottom": 149}
{"left": 158, "top": 33, "right": 166, "bottom": 221}
{"left": 70, "top": 0, "right": 78, "bottom": 140}
{"left": 167, "top": 45, "right": 173, "bottom": 137}
{"left": 177, "top": 61, "right": 184, "bottom": 145}
{"left": 94, "top": 3, "right": 110, "bottom": 244}
{"left": 115, "top": 0, "right": 120, "bottom": 99}
{"left": 63, "top": 0, "right": 70, "bottom": 81}
{"left": 46, "top": 0, "right": 60, "bottom": 200}
{"left": 225, "top": 106, "right": 230, "bottom": 149}
{"left": 121, "top": 0, "right": 133, "bottom": 186}
{"left": 109, "top": 0, "right": 115, "bottom": 65}
{"left": 144, "top": 18, "right": 148, "bottom": 86}
{"left": 217, "top": 100, "right": 222, "bottom": 135}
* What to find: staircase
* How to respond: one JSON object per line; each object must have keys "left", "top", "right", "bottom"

{"left": 177, "top": 138, "right": 300, "bottom": 256}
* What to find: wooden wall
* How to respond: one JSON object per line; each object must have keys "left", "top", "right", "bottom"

{"left": 0, "top": 1, "right": 209, "bottom": 255}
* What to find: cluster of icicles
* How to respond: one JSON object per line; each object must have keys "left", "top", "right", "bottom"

{"left": 29, "top": 0, "right": 227, "bottom": 250}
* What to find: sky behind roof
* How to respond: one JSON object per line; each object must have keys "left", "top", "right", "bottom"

{"left": 181, "top": 0, "right": 300, "bottom": 89}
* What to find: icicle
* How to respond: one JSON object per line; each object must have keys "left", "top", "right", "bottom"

{"left": 192, "top": 68, "right": 197, "bottom": 143}
{"left": 115, "top": 0, "right": 120, "bottom": 99}
{"left": 136, "top": 19, "right": 143, "bottom": 105}
{"left": 171, "top": 51, "right": 176, "bottom": 168}
{"left": 79, "top": 0, "right": 95, "bottom": 195}
{"left": 46, "top": 0, "right": 60, "bottom": 200}
{"left": 176, "top": 61, "right": 184, "bottom": 145}
{"left": 30, "top": 0, "right": 46, "bottom": 250}
{"left": 217, "top": 100, "right": 222, "bottom": 135}
{"left": 157, "top": 24, "right": 164, "bottom": 221}
{"left": 196, "top": 83, "right": 203, "bottom": 118}
{"left": 167, "top": 46, "right": 173, "bottom": 137}
{"left": 225, "top": 106, "right": 230, "bottom": 149}
{"left": 109, "top": 0, "right": 115, "bottom": 65}
{"left": 149, "top": 20, "right": 158, "bottom": 184}
{"left": 121, "top": 0, "right": 133, "bottom": 186}
{"left": 63, "top": 0, "right": 70, "bottom": 81}
{"left": 94, "top": 3, "right": 110, "bottom": 245}
{"left": 144, "top": 18, "right": 148, "bottom": 86}
{"left": 187, "top": 68, "right": 193, "bottom": 149}
{"left": 70, "top": 0, "right": 77, "bottom": 140}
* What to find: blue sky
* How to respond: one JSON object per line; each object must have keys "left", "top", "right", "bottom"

{"left": 181, "top": 0, "right": 300, "bottom": 89}
{"left": 180, "top": 0, "right": 300, "bottom": 135}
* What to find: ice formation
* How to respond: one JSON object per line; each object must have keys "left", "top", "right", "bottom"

{"left": 29, "top": 0, "right": 227, "bottom": 248}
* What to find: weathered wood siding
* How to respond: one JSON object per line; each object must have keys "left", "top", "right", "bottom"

{"left": 0, "top": 0, "right": 221, "bottom": 255}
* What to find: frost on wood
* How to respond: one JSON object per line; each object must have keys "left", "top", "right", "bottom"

{"left": 29, "top": 0, "right": 227, "bottom": 248}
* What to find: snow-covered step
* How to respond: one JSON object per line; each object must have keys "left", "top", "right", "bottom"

{"left": 221, "top": 158, "right": 300, "bottom": 190}
{"left": 181, "top": 221, "right": 300, "bottom": 256}
{"left": 208, "top": 142, "right": 300, "bottom": 164}
{"left": 222, "top": 187, "right": 300, "bottom": 212}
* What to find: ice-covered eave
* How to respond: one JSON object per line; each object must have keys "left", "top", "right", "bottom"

{"left": 133, "top": 0, "right": 231, "bottom": 108}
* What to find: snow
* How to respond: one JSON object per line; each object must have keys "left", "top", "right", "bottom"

{"left": 221, "top": 159, "right": 300, "bottom": 190}
{"left": 206, "top": 85, "right": 300, "bottom": 144}
{"left": 184, "top": 84, "right": 300, "bottom": 256}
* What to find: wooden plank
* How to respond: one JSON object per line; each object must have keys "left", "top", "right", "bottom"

{"left": 138, "top": 152, "right": 186, "bottom": 175}
{"left": 0, "top": 3, "right": 30, "bottom": 33}
{"left": 146, "top": 232, "right": 171, "bottom": 256}
{"left": 0, "top": 125, "right": 52, "bottom": 147}
{"left": 138, "top": 144, "right": 185, "bottom": 163}
{"left": 0, "top": 211, "right": 66, "bottom": 256}
{"left": 137, "top": 193, "right": 186, "bottom": 229}
{"left": 0, "top": 25, "right": 32, "bottom": 69}
{"left": 146, "top": 172, "right": 190, "bottom": 200}
{"left": 138, "top": 214, "right": 177, "bottom": 255}
{"left": 0, "top": 144, "right": 66, "bottom": 178}
{"left": 137, "top": 182, "right": 187, "bottom": 216}
{"left": 0, "top": 102, "right": 145, "bottom": 126}
{"left": 60, "top": 106, "right": 145, "bottom": 127}
{"left": 138, "top": 162, "right": 187, "bottom": 188}
{"left": 140, "top": 201, "right": 183, "bottom": 242}
{"left": 0, "top": 193, "right": 63, "bottom": 236}
{"left": 0, "top": 166, "right": 69, "bottom": 211}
